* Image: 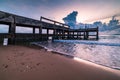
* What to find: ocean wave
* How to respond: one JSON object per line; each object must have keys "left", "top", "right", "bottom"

{"left": 31, "top": 41, "right": 120, "bottom": 70}
{"left": 54, "top": 40, "right": 120, "bottom": 47}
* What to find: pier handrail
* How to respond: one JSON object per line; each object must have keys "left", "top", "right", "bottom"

{"left": 40, "top": 16, "right": 70, "bottom": 28}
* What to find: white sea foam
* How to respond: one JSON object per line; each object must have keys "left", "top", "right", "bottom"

{"left": 32, "top": 35, "right": 120, "bottom": 70}
{"left": 54, "top": 40, "right": 120, "bottom": 47}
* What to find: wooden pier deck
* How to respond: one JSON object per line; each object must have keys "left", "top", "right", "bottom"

{"left": 0, "top": 11, "right": 98, "bottom": 45}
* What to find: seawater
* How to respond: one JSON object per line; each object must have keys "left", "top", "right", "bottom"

{"left": 33, "top": 35, "right": 120, "bottom": 70}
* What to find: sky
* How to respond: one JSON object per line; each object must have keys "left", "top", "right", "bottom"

{"left": 0, "top": 0, "right": 120, "bottom": 24}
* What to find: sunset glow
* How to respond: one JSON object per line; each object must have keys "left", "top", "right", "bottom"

{"left": 0, "top": 0, "right": 120, "bottom": 24}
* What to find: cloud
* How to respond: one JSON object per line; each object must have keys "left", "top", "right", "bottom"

{"left": 0, "top": 0, "right": 120, "bottom": 23}
{"left": 63, "top": 11, "right": 78, "bottom": 23}
{"left": 63, "top": 11, "right": 78, "bottom": 29}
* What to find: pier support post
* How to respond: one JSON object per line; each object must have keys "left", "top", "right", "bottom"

{"left": 84, "top": 31, "right": 86, "bottom": 40}
{"left": 96, "top": 27, "right": 99, "bottom": 40}
{"left": 33, "top": 27, "right": 35, "bottom": 41}
{"left": 86, "top": 31, "right": 89, "bottom": 40}
{"left": 52, "top": 22, "right": 56, "bottom": 41}
{"left": 73, "top": 32, "right": 74, "bottom": 39}
{"left": 55, "top": 29, "right": 58, "bottom": 39}
{"left": 59, "top": 30, "right": 61, "bottom": 39}
{"left": 8, "top": 16, "right": 16, "bottom": 44}
{"left": 33, "top": 27, "right": 35, "bottom": 34}
{"left": 39, "top": 27, "right": 42, "bottom": 41}
{"left": 47, "top": 29, "right": 49, "bottom": 40}
{"left": 77, "top": 32, "right": 78, "bottom": 39}
{"left": 69, "top": 32, "right": 71, "bottom": 39}
{"left": 67, "top": 31, "right": 70, "bottom": 39}
{"left": 39, "top": 27, "right": 42, "bottom": 34}
{"left": 52, "top": 29, "right": 56, "bottom": 41}
{"left": 62, "top": 30, "right": 65, "bottom": 39}
{"left": 79, "top": 32, "right": 81, "bottom": 39}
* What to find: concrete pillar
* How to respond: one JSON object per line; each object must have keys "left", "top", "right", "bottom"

{"left": 33, "top": 27, "right": 35, "bottom": 34}
{"left": 8, "top": 16, "right": 16, "bottom": 44}
{"left": 77, "top": 32, "right": 78, "bottom": 39}
{"left": 67, "top": 31, "right": 70, "bottom": 39}
{"left": 79, "top": 32, "right": 81, "bottom": 39}
{"left": 96, "top": 27, "right": 99, "bottom": 40}
{"left": 69, "top": 31, "right": 71, "bottom": 39}
{"left": 73, "top": 32, "right": 74, "bottom": 39}
{"left": 39, "top": 27, "right": 42, "bottom": 41}
{"left": 39, "top": 27, "right": 42, "bottom": 34}
{"left": 52, "top": 29, "right": 56, "bottom": 41}
{"left": 84, "top": 31, "right": 86, "bottom": 40}
{"left": 62, "top": 30, "right": 65, "bottom": 39}
{"left": 33, "top": 27, "right": 35, "bottom": 41}
{"left": 86, "top": 31, "right": 89, "bottom": 40}
{"left": 47, "top": 29, "right": 49, "bottom": 40}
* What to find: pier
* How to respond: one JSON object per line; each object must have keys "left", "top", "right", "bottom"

{"left": 0, "top": 11, "right": 98, "bottom": 45}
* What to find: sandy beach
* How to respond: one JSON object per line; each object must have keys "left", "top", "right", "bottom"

{"left": 0, "top": 45, "right": 120, "bottom": 80}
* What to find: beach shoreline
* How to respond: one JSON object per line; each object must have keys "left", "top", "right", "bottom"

{"left": 0, "top": 44, "right": 120, "bottom": 80}
{"left": 31, "top": 43, "right": 120, "bottom": 75}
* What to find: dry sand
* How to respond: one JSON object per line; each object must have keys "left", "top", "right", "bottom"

{"left": 0, "top": 45, "right": 120, "bottom": 80}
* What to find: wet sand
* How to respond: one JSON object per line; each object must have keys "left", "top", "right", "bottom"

{"left": 0, "top": 45, "right": 120, "bottom": 80}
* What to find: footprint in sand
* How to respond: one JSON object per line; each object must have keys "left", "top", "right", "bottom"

{"left": 21, "top": 62, "right": 25, "bottom": 65}
{"left": 36, "top": 63, "right": 41, "bottom": 66}
{"left": 3, "top": 64, "right": 8, "bottom": 69}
